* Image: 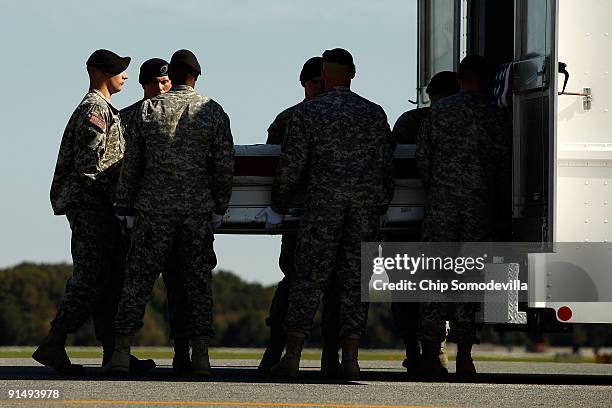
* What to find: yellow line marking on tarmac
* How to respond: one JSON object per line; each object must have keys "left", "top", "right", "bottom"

{"left": 0, "top": 400, "right": 447, "bottom": 408}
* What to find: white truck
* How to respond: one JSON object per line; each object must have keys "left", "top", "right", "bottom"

{"left": 218, "top": 0, "right": 612, "bottom": 332}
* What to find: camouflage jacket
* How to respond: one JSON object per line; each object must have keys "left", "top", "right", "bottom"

{"left": 115, "top": 85, "right": 234, "bottom": 215}
{"left": 271, "top": 87, "right": 395, "bottom": 213}
{"left": 119, "top": 99, "right": 144, "bottom": 142}
{"left": 50, "top": 89, "right": 124, "bottom": 215}
{"left": 266, "top": 102, "right": 301, "bottom": 145}
{"left": 416, "top": 91, "right": 511, "bottom": 222}
{"left": 392, "top": 107, "right": 430, "bottom": 144}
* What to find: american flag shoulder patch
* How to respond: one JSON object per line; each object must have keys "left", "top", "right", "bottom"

{"left": 88, "top": 114, "right": 106, "bottom": 131}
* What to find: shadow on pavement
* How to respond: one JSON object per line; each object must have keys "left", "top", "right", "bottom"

{"left": 1, "top": 364, "right": 611, "bottom": 386}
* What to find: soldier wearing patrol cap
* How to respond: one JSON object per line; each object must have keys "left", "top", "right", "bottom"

{"left": 119, "top": 58, "right": 192, "bottom": 374}
{"left": 258, "top": 56, "right": 342, "bottom": 377}
{"left": 260, "top": 48, "right": 395, "bottom": 380}
{"left": 34, "top": 49, "right": 154, "bottom": 375}
{"left": 108, "top": 49, "right": 234, "bottom": 377}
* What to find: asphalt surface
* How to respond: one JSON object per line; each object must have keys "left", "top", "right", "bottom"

{"left": 0, "top": 358, "right": 611, "bottom": 408}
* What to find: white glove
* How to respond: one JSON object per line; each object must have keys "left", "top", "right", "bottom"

{"left": 211, "top": 213, "right": 224, "bottom": 229}
{"left": 115, "top": 215, "right": 135, "bottom": 230}
{"left": 255, "top": 206, "right": 284, "bottom": 229}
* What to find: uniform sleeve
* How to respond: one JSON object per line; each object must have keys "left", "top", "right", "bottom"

{"left": 271, "top": 109, "right": 310, "bottom": 214}
{"left": 415, "top": 111, "right": 432, "bottom": 192}
{"left": 73, "top": 104, "right": 110, "bottom": 181}
{"left": 266, "top": 114, "right": 284, "bottom": 144}
{"left": 115, "top": 107, "right": 146, "bottom": 209}
{"left": 209, "top": 109, "right": 235, "bottom": 215}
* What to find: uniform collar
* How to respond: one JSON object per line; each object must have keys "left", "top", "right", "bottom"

{"left": 328, "top": 86, "right": 351, "bottom": 92}
{"left": 170, "top": 85, "right": 195, "bottom": 92}
{"left": 89, "top": 89, "right": 118, "bottom": 113}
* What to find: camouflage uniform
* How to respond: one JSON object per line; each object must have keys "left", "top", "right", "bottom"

{"left": 49, "top": 90, "right": 126, "bottom": 340}
{"left": 416, "top": 91, "right": 511, "bottom": 344}
{"left": 119, "top": 100, "right": 190, "bottom": 340}
{"left": 271, "top": 87, "right": 395, "bottom": 337}
{"left": 114, "top": 84, "right": 234, "bottom": 337}
{"left": 266, "top": 103, "right": 341, "bottom": 342}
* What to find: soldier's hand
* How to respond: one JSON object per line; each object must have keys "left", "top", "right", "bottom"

{"left": 211, "top": 213, "right": 224, "bottom": 230}
{"left": 255, "top": 206, "right": 284, "bottom": 229}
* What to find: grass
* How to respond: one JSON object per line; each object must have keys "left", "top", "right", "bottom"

{"left": 0, "top": 347, "right": 598, "bottom": 363}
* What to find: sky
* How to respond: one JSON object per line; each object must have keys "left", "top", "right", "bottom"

{"left": 0, "top": 0, "right": 418, "bottom": 285}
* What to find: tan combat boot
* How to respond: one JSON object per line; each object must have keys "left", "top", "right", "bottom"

{"left": 270, "top": 331, "right": 306, "bottom": 379}
{"left": 32, "top": 328, "right": 84, "bottom": 375}
{"left": 439, "top": 339, "right": 449, "bottom": 368}
{"left": 258, "top": 327, "right": 286, "bottom": 375}
{"left": 417, "top": 341, "right": 449, "bottom": 381}
{"left": 455, "top": 342, "right": 477, "bottom": 382}
{"left": 104, "top": 334, "right": 133, "bottom": 375}
{"left": 191, "top": 337, "right": 212, "bottom": 377}
{"left": 101, "top": 336, "right": 156, "bottom": 375}
{"left": 340, "top": 335, "right": 360, "bottom": 381}
{"left": 320, "top": 338, "right": 341, "bottom": 378}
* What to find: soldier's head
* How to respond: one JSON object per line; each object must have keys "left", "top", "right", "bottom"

{"left": 458, "top": 55, "right": 490, "bottom": 94}
{"left": 321, "top": 48, "right": 355, "bottom": 90}
{"left": 300, "top": 57, "right": 324, "bottom": 100}
{"left": 86, "top": 49, "right": 130, "bottom": 97}
{"left": 426, "top": 71, "right": 460, "bottom": 104}
{"left": 139, "top": 58, "right": 172, "bottom": 99}
{"left": 168, "top": 49, "right": 201, "bottom": 87}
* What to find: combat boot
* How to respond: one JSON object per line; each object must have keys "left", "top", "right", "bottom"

{"left": 104, "top": 334, "right": 133, "bottom": 375}
{"left": 258, "top": 327, "right": 287, "bottom": 374}
{"left": 339, "top": 335, "right": 360, "bottom": 381}
{"left": 270, "top": 331, "right": 306, "bottom": 379}
{"left": 439, "top": 340, "right": 449, "bottom": 368}
{"left": 401, "top": 337, "right": 421, "bottom": 378}
{"left": 320, "top": 339, "right": 341, "bottom": 378}
{"left": 190, "top": 337, "right": 211, "bottom": 377}
{"left": 417, "top": 341, "right": 448, "bottom": 381}
{"left": 101, "top": 336, "right": 156, "bottom": 375}
{"left": 32, "top": 328, "right": 84, "bottom": 375}
{"left": 172, "top": 337, "right": 191, "bottom": 375}
{"left": 455, "top": 342, "right": 477, "bottom": 382}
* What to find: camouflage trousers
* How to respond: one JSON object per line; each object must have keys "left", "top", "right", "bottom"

{"left": 52, "top": 208, "right": 126, "bottom": 340}
{"left": 419, "top": 204, "right": 487, "bottom": 345}
{"left": 267, "top": 234, "right": 341, "bottom": 341}
{"left": 284, "top": 207, "right": 380, "bottom": 338}
{"left": 114, "top": 211, "right": 216, "bottom": 337}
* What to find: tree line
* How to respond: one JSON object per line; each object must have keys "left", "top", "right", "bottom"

{"left": 0, "top": 263, "right": 609, "bottom": 348}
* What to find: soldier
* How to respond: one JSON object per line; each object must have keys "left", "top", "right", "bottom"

{"left": 416, "top": 55, "right": 511, "bottom": 381}
{"left": 258, "top": 57, "right": 342, "bottom": 377}
{"left": 119, "top": 58, "right": 192, "bottom": 374}
{"left": 392, "top": 71, "right": 459, "bottom": 143}
{"left": 108, "top": 49, "right": 234, "bottom": 377}
{"left": 258, "top": 48, "right": 395, "bottom": 379}
{"left": 389, "top": 71, "right": 459, "bottom": 376}
{"left": 34, "top": 49, "right": 154, "bottom": 375}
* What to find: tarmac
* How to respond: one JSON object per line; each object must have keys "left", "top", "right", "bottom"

{"left": 0, "top": 357, "right": 611, "bottom": 408}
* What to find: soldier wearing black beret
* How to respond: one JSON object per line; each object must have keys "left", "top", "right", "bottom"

{"left": 34, "top": 49, "right": 155, "bottom": 376}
